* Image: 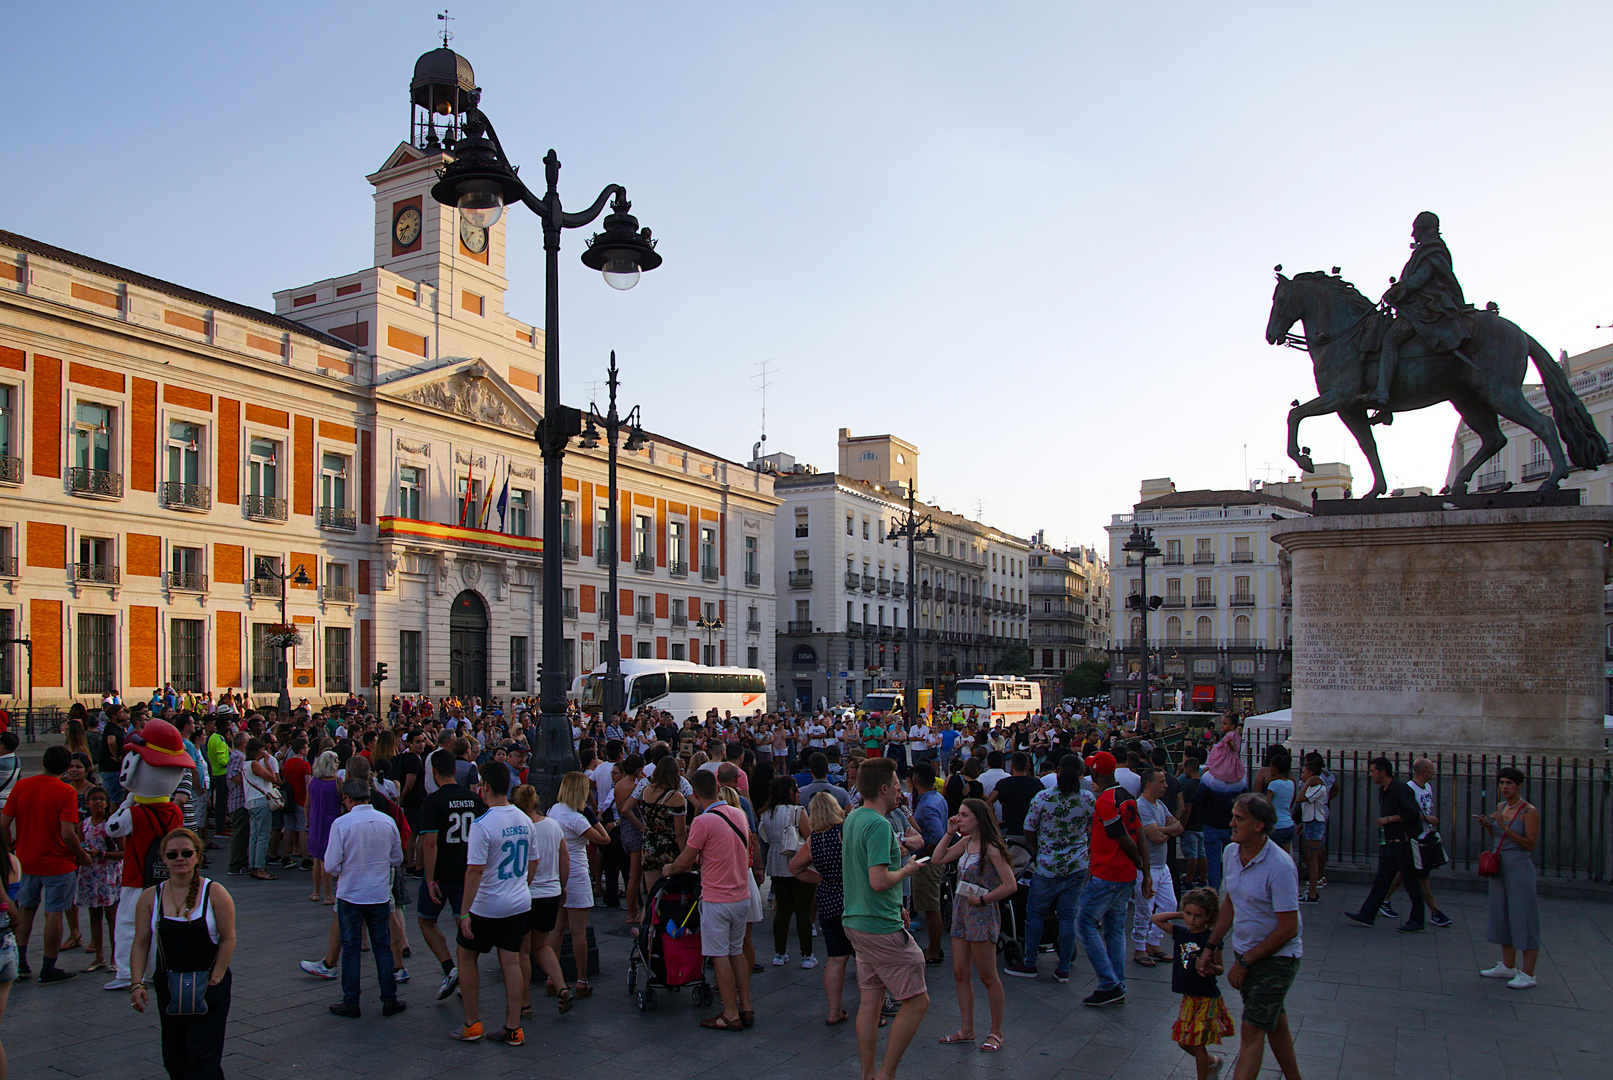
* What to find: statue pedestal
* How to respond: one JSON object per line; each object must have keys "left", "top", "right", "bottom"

{"left": 1272, "top": 505, "right": 1613, "bottom": 757}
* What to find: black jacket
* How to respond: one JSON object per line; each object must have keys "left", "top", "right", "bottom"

{"left": 1378, "top": 780, "right": 1422, "bottom": 843}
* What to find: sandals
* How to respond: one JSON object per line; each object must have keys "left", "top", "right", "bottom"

{"left": 84, "top": 960, "right": 106, "bottom": 972}
{"left": 251, "top": 870, "right": 279, "bottom": 881}
{"left": 701, "top": 1013, "right": 744, "bottom": 1031}
{"left": 61, "top": 936, "right": 82, "bottom": 951}
{"left": 981, "top": 1034, "right": 1005, "bottom": 1053}
{"left": 558, "top": 987, "right": 575, "bottom": 1014}
{"left": 740, "top": 1010, "right": 754, "bottom": 1028}
{"left": 1132, "top": 953, "right": 1157, "bottom": 967}
{"left": 572, "top": 981, "right": 592, "bottom": 999}
{"left": 939, "top": 1032, "right": 976, "bottom": 1045}
{"left": 826, "top": 1010, "right": 850, "bottom": 1026}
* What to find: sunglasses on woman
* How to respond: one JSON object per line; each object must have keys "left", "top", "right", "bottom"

{"left": 163, "top": 849, "right": 196, "bottom": 860}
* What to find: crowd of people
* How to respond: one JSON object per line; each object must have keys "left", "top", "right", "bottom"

{"left": 0, "top": 689, "right": 1552, "bottom": 1080}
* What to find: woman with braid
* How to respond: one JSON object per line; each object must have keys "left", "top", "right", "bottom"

{"left": 129, "top": 828, "right": 238, "bottom": 1079}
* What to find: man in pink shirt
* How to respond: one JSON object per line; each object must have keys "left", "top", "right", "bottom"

{"left": 667, "top": 769, "right": 755, "bottom": 1031}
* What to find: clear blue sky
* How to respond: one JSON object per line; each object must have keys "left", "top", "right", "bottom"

{"left": 13, "top": 2, "right": 1613, "bottom": 548}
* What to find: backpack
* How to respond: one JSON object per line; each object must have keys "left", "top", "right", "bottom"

{"left": 140, "top": 805, "right": 179, "bottom": 888}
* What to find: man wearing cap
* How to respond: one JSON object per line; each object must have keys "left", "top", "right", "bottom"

{"left": 103, "top": 718, "right": 194, "bottom": 991}
{"left": 1074, "top": 751, "right": 1147, "bottom": 1007}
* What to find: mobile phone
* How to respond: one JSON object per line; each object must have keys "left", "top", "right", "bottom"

{"left": 913, "top": 855, "right": 931, "bottom": 865}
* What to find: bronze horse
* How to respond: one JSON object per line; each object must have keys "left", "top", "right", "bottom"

{"left": 1265, "top": 270, "right": 1606, "bottom": 497}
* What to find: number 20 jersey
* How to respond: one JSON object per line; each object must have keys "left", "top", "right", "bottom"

{"left": 420, "top": 782, "right": 486, "bottom": 887}
{"left": 467, "top": 803, "right": 536, "bottom": 919}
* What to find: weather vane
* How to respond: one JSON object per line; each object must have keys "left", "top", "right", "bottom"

{"left": 437, "top": 9, "right": 454, "bottom": 47}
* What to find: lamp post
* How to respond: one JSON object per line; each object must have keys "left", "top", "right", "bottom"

{"left": 428, "top": 85, "right": 660, "bottom": 805}
{"left": 887, "top": 485, "right": 935, "bottom": 721}
{"left": 264, "top": 562, "right": 312, "bottom": 716}
{"left": 0, "top": 637, "right": 32, "bottom": 743}
{"left": 1122, "top": 524, "right": 1162, "bottom": 728}
{"left": 578, "top": 351, "right": 645, "bottom": 721}
{"left": 696, "top": 615, "right": 724, "bottom": 666}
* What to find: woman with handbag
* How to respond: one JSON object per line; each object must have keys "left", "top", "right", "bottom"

{"left": 758, "top": 776, "right": 812, "bottom": 968}
{"left": 242, "top": 739, "right": 280, "bottom": 881}
{"left": 1476, "top": 767, "right": 1540, "bottom": 989}
{"left": 130, "top": 827, "right": 237, "bottom": 1080}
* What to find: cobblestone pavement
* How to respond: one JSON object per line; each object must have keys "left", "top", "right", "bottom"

{"left": 6, "top": 868, "right": 1609, "bottom": 1080}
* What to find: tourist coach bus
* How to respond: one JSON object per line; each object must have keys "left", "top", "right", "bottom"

{"left": 954, "top": 675, "right": 1041, "bottom": 724}
{"left": 579, "top": 659, "right": 769, "bottom": 717}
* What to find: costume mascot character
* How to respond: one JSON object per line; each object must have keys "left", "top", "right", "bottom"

{"left": 103, "top": 718, "right": 193, "bottom": 990}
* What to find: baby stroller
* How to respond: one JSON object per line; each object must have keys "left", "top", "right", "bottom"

{"left": 627, "top": 872, "right": 715, "bottom": 1011}
{"left": 1000, "top": 834, "right": 1060, "bottom": 966}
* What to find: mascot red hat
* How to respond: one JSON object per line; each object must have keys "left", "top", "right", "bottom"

{"left": 125, "top": 718, "right": 196, "bottom": 770}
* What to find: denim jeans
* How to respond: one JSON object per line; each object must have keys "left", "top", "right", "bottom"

{"left": 1204, "top": 825, "right": 1233, "bottom": 888}
{"left": 247, "top": 803, "right": 272, "bottom": 869}
{"left": 1076, "top": 875, "right": 1133, "bottom": 993}
{"left": 1024, "top": 868, "right": 1086, "bottom": 972}
{"left": 337, "top": 899, "right": 397, "bottom": 1004}
{"left": 101, "top": 772, "right": 125, "bottom": 806}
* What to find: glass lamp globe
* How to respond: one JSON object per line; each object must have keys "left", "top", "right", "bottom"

{"left": 601, "top": 256, "right": 642, "bottom": 291}
{"left": 459, "top": 190, "right": 504, "bottom": 229}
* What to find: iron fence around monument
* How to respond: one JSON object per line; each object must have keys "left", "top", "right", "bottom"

{"left": 1240, "top": 743, "right": 1613, "bottom": 885}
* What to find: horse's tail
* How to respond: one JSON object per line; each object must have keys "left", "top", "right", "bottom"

{"left": 1529, "top": 336, "right": 1608, "bottom": 470}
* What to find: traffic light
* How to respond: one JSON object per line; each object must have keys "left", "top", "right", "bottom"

{"left": 1147, "top": 595, "right": 1164, "bottom": 611}
{"left": 374, "top": 661, "right": 388, "bottom": 686}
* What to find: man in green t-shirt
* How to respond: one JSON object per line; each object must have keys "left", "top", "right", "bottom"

{"left": 841, "top": 757, "right": 929, "bottom": 1080}
{"left": 203, "top": 715, "right": 233, "bottom": 835}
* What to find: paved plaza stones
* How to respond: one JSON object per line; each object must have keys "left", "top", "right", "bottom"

{"left": 6, "top": 870, "right": 1608, "bottom": 1079}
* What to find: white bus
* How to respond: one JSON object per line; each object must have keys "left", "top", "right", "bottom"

{"left": 578, "top": 659, "right": 768, "bottom": 717}
{"left": 954, "top": 675, "right": 1041, "bottom": 725}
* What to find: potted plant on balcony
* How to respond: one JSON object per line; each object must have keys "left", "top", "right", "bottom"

{"left": 264, "top": 623, "right": 303, "bottom": 649}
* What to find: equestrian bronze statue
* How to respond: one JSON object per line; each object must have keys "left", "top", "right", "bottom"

{"left": 1265, "top": 212, "right": 1606, "bottom": 498}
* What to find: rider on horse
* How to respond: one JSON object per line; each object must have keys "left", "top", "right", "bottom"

{"left": 1365, "top": 211, "right": 1469, "bottom": 421}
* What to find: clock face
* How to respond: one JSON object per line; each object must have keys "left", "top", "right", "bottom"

{"left": 393, "top": 206, "right": 422, "bottom": 247}
{"left": 460, "top": 217, "right": 488, "bottom": 254}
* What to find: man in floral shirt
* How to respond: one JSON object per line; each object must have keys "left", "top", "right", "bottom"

{"left": 226, "top": 733, "right": 249, "bottom": 875}
{"left": 1006, "top": 757, "right": 1095, "bottom": 981}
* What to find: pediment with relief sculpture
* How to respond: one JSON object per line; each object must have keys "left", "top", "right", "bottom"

{"left": 383, "top": 360, "right": 541, "bottom": 434}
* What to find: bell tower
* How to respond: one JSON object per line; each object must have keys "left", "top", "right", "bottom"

{"left": 367, "top": 44, "right": 508, "bottom": 310}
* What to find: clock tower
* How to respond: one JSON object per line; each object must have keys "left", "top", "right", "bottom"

{"left": 368, "top": 46, "right": 509, "bottom": 317}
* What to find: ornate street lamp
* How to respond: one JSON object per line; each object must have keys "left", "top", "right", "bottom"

{"left": 261, "top": 563, "right": 312, "bottom": 716}
{"left": 696, "top": 615, "right": 725, "bottom": 666}
{"left": 427, "top": 75, "right": 660, "bottom": 805}
{"left": 1122, "top": 524, "right": 1162, "bottom": 728}
{"left": 887, "top": 486, "right": 936, "bottom": 721}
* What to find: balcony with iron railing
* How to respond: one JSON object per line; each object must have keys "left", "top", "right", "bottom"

{"left": 948, "top": 589, "right": 958, "bottom": 602}
{"left": 862, "top": 574, "right": 875, "bottom": 592}
{"left": 323, "top": 584, "right": 356, "bottom": 603}
{"left": 845, "top": 570, "right": 861, "bottom": 590}
{"left": 671, "top": 612, "right": 688, "bottom": 628}
{"left": 597, "top": 547, "right": 614, "bottom": 567}
{"left": 920, "top": 583, "right": 933, "bottom": 598}
{"left": 1230, "top": 551, "right": 1255, "bottom": 563}
{"left": 969, "top": 593, "right": 981, "bottom": 607}
{"left": 0, "top": 554, "right": 16, "bottom": 577}
{"left": 876, "top": 577, "right": 890, "bottom": 594}
{"left": 789, "top": 569, "right": 813, "bottom": 588}
{"left": 747, "top": 618, "right": 762, "bottom": 633}
{"left": 864, "top": 623, "right": 880, "bottom": 638}
{"left": 74, "top": 562, "right": 120, "bottom": 585}
{"left": 562, "top": 604, "right": 579, "bottom": 619}
{"left": 745, "top": 570, "right": 761, "bottom": 587}
{"left": 317, "top": 506, "right": 357, "bottom": 532}
{"left": 1230, "top": 593, "right": 1256, "bottom": 607}
{"left": 250, "top": 577, "right": 282, "bottom": 597}
{"left": 1192, "top": 594, "right": 1218, "bottom": 607}
{"left": 892, "top": 580, "right": 905, "bottom": 597}
{"left": 669, "top": 559, "right": 688, "bottom": 579}
{"left": 561, "top": 542, "right": 580, "bottom": 563}
{"left": 847, "top": 621, "right": 863, "bottom": 635}
{"left": 0, "top": 455, "right": 20, "bottom": 485}
{"left": 164, "top": 571, "right": 207, "bottom": 592}
{"left": 245, "top": 495, "right": 287, "bottom": 522}
{"left": 701, "top": 564, "right": 720, "bottom": 582}
{"left": 69, "top": 467, "right": 122, "bottom": 499}
{"left": 1161, "top": 596, "right": 1186, "bottom": 608}
{"left": 636, "top": 610, "right": 655, "bottom": 626}
{"left": 1476, "top": 471, "right": 1508, "bottom": 492}
{"left": 1193, "top": 552, "right": 1216, "bottom": 564}
{"left": 1162, "top": 554, "right": 1184, "bottom": 566}
{"left": 635, "top": 552, "right": 656, "bottom": 573}
{"left": 787, "top": 620, "right": 813, "bottom": 634}
{"left": 163, "top": 481, "right": 211, "bottom": 511}
{"left": 1521, "top": 459, "right": 1552, "bottom": 483}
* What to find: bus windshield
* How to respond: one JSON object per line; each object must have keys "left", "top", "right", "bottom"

{"left": 627, "top": 672, "right": 668, "bottom": 708}
{"left": 955, "top": 685, "right": 991, "bottom": 709}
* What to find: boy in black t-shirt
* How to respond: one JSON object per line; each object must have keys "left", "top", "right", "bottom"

{"left": 989, "top": 752, "right": 1044, "bottom": 837}
{"left": 1151, "top": 887, "right": 1233, "bottom": 1080}
{"left": 418, "top": 749, "right": 486, "bottom": 1001}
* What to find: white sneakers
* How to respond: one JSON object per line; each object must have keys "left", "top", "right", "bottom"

{"left": 1479, "top": 963, "right": 1535, "bottom": 988}
{"left": 801, "top": 956, "right": 819, "bottom": 970}
{"left": 772, "top": 953, "right": 788, "bottom": 967}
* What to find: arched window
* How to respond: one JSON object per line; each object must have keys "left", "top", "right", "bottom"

{"left": 1234, "top": 614, "right": 1251, "bottom": 643}
{"left": 859, "top": 451, "right": 877, "bottom": 461}
{"left": 1196, "top": 616, "right": 1213, "bottom": 641}
{"left": 1166, "top": 616, "right": 1182, "bottom": 642}
{"left": 1130, "top": 617, "right": 1143, "bottom": 642}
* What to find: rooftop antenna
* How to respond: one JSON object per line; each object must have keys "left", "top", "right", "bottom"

{"left": 753, "top": 357, "right": 775, "bottom": 458}
{"left": 437, "top": 9, "right": 454, "bottom": 47}
{"left": 584, "top": 379, "right": 602, "bottom": 408}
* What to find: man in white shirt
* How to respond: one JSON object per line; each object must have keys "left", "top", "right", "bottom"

{"left": 453, "top": 761, "right": 535, "bottom": 1044}
{"left": 1112, "top": 751, "right": 1144, "bottom": 798}
{"left": 978, "top": 751, "right": 1011, "bottom": 818}
{"left": 324, "top": 778, "right": 406, "bottom": 1018}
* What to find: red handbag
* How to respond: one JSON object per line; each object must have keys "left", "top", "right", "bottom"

{"left": 1477, "top": 804, "right": 1524, "bottom": 877}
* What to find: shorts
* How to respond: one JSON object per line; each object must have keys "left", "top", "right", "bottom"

{"left": 17, "top": 872, "right": 77, "bottom": 913}
{"left": 0, "top": 934, "right": 15, "bottom": 982}
{"left": 1239, "top": 955, "right": 1300, "bottom": 1032}
{"left": 403, "top": 806, "right": 423, "bottom": 836}
{"left": 1271, "top": 826, "right": 1295, "bottom": 848}
{"left": 1301, "top": 821, "right": 1326, "bottom": 843}
{"left": 1179, "top": 831, "right": 1204, "bottom": 859}
{"left": 699, "top": 898, "right": 750, "bottom": 957}
{"left": 416, "top": 878, "right": 464, "bottom": 920}
{"left": 843, "top": 927, "right": 927, "bottom": 1001}
{"left": 457, "top": 911, "right": 528, "bottom": 954}
{"left": 910, "top": 860, "right": 942, "bottom": 914}
{"left": 286, "top": 804, "right": 308, "bottom": 832}
{"left": 527, "top": 895, "right": 562, "bottom": 934}
{"left": 818, "top": 915, "right": 852, "bottom": 959}
{"left": 271, "top": 806, "right": 286, "bottom": 829}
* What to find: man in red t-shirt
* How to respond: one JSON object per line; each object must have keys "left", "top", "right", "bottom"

{"left": 1074, "top": 751, "right": 1147, "bottom": 1007}
{"left": 281, "top": 738, "right": 312, "bottom": 869}
{"left": 1, "top": 745, "right": 91, "bottom": 982}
